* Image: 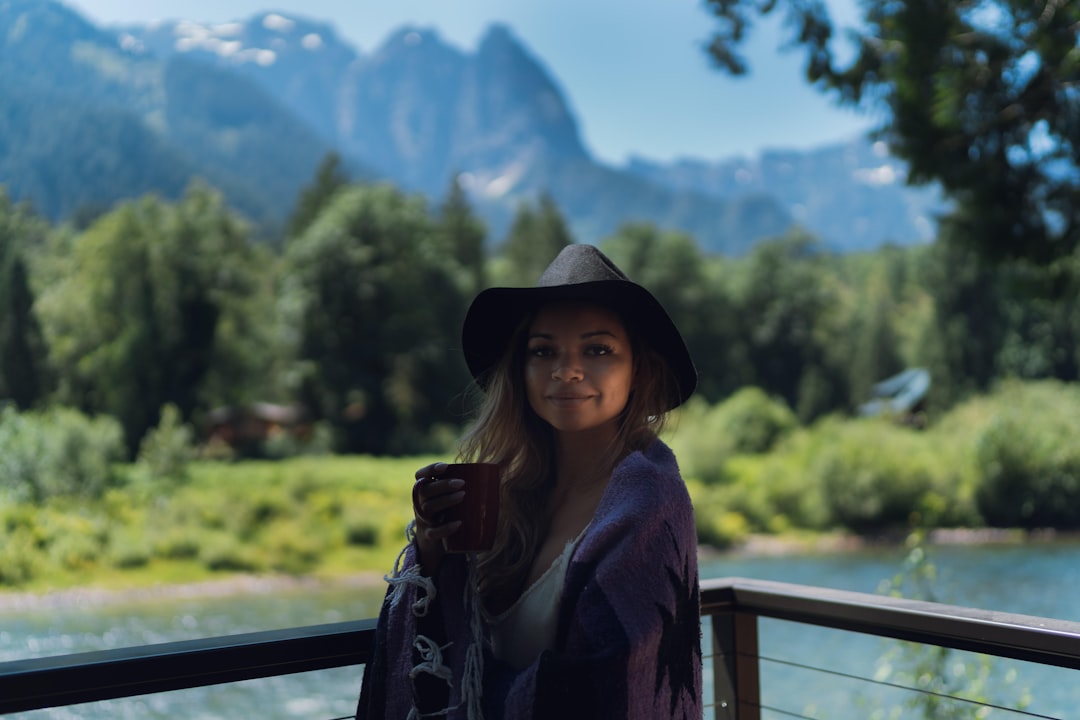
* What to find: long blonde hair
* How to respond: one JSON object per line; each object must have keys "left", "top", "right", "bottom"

{"left": 458, "top": 302, "right": 681, "bottom": 601}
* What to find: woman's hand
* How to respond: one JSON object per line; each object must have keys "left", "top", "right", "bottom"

{"left": 412, "top": 462, "right": 465, "bottom": 574}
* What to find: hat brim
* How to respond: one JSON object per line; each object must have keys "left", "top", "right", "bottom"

{"left": 461, "top": 280, "right": 697, "bottom": 410}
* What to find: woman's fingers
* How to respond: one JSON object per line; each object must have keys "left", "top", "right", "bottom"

{"left": 414, "top": 462, "right": 448, "bottom": 481}
{"left": 420, "top": 520, "right": 463, "bottom": 542}
{"left": 418, "top": 486, "right": 465, "bottom": 519}
{"left": 412, "top": 475, "right": 465, "bottom": 525}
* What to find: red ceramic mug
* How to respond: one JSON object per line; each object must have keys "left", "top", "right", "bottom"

{"left": 413, "top": 463, "right": 501, "bottom": 553}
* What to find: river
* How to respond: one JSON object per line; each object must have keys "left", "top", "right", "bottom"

{"left": 2, "top": 537, "right": 1078, "bottom": 719}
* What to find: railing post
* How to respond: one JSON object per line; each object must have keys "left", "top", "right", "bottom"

{"left": 711, "top": 609, "right": 760, "bottom": 720}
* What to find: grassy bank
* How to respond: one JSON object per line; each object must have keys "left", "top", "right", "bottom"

{"left": 0, "top": 455, "right": 436, "bottom": 594}
{"left": 2, "top": 379, "right": 1079, "bottom": 595}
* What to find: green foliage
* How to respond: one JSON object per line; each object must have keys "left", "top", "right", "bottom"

{"left": 601, "top": 223, "right": 741, "bottom": 400}
{"left": 703, "top": 0, "right": 1080, "bottom": 276}
{"left": 919, "top": 224, "right": 1009, "bottom": 408}
{"left": 0, "top": 378, "right": 1078, "bottom": 593}
{"left": 280, "top": 183, "right": 473, "bottom": 454}
{"left": 686, "top": 478, "right": 751, "bottom": 549}
{"left": 107, "top": 526, "right": 152, "bottom": 569}
{"left": 0, "top": 188, "right": 51, "bottom": 409}
{"left": 673, "top": 384, "right": 1020, "bottom": 536}
{"left": 135, "top": 403, "right": 195, "bottom": 483}
{"left": 439, "top": 175, "right": 488, "bottom": 298}
{"left": 808, "top": 419, "right": 940, "bottom": 533}
{"left": 726, "top": 231, "right": 848, "bottom": 420}
{"left": 713, "top": 387, "right": 798, "bottom": 455}
{"left": 495, "top": 192, "right": 573, "bottom": 286}
{"left": 0, "top": 405, "right": 125, "bottom": 503}
{"left": 0, "top": 454, "right": 428, "bottom": 590}
{"left": 669, "top": 389, "right": 797, "bottom": 485}
{"left": 35, "top": 184, "right": 264, "bottom": 455}
{"left": 974, "top": 380, "right": 1080, "bottom": 528}
{"left": 14, "top": 171, "right": 1072, "bottom": 459}
{"left": 848, "top": 273, "right": 905, "bottom": 410}
{"left": 286, "top": 152, "right": 350, "bottom": 241}
{"left": 871, "top": 532, "right": 1032, "bottom": 718}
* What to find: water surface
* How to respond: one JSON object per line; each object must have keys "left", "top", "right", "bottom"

{"left": 2, "top": 539, "right": 1078, "bottom": 719}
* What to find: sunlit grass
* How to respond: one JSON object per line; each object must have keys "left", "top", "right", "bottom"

{"left": 0, "top": 455, "right": 440, "bottom": 595}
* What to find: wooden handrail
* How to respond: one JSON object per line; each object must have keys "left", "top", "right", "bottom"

{"left": 703, "top": 577, "right": 1080, "bottom": 670}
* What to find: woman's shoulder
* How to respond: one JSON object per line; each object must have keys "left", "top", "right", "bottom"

{"left": 615, "top": 439, "right": 684, "bottom": 490}
{"left": 578, "top": 438, "right": 696, "bottom": 566}
{"left": 601, "top": 439, "right": 692, "bottom": 518}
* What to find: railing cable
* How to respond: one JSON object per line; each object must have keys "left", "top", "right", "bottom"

{"left": 753, "top": 703, "right": 818, "bottom": 719}
{"left": 754, "top": 653, "right": 1063, "bottom": 720}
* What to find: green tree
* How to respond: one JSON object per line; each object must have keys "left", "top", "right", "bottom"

{"left": 0, "top": 190, "right": 50, "bottom": 409}
{"left": 439, "top": 175, "right": 488, "bottom": 297}
{"left": 36, "top": 184, "right": 259, "bottom": 454}
{"left": 281, "top": 183, "right": 471, "bottom": 454}
{"left": 703, "top": 0, "right": 1080, "bottom": 273}
{"left": 730, "top": 231, "right": 845, "bottom": 421}
{"left": 287, "top": 152, "right": 350, "bottom": 241}
{"left": 601, "top": 223, "right": 740, "bottom": 401}
{"left": 497, "top": 192, "right": 573, "bottom": 286}
{"left": 848, "top": 274, "right": 904, "bottom": 411}
{"left": 917, "top": 217, "right": 1007, "bottom": 409}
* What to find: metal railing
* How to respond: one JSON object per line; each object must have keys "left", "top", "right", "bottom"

{"left": 2, "top": 577, "right": 1079, "bottom": 717}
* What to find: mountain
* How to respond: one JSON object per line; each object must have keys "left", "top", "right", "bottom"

{"left": 0, "top": 0, "right": 359, "bottom": 233}
{"left": 1, "top": 1, "right": 941, "bottom": 252}
{"left": 625, "top": 141, "right": 946, "bottom": 251}
{"left": 114, "top": 14, "right": 795, "bottom": 252}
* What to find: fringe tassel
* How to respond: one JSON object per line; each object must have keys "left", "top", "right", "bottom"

{"left": 390, "top": 521, "right": 485, "bottom": 720}
{"left": 386, "top": 521, "right": 437, "bottom": 616}
{"left": 461, "top": 554, "right": 485, "bottom": 719}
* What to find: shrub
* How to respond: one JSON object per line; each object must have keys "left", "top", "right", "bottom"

{"left": 0, "top": 406, "right": 125, "bottom": 502}
{"left": 199, "top": 531, "right": 263, "bottom": 572}
{"left": 0, "top": 528, "right": 38, "bottom": 585}
{"left": 690, "top": 481, "right": 751, "bottom": 549}
{"left": 108, "top": 528, "right": 152, "bottom": 569}
{"left": 40, "top": 512, "right": 106, "bottom": 570}
{"left": 262, "top": 518, "right": 324, "bottom": 574}
{"left": 715, "top": 387, "right": 799, "bottom": 454}
{"left": 974, "top": 380, "right": 1080, "bottom": 528}
{"left": 151, "top": 526, "right": 202, "bottom": 560}
{"left": 135, "top": 404, "right": 194, "bottom": 482}
{"left": 670, "top": 389, "right": 798, "bottom": 485}
{"left": 723, "top": 441, "right": 831, "bottom": 531}
{"left": 808, "top": 418, "right": 939, "bottom": 533}
{"left": 345, "top": 520, "right": 380, "bottom": 547}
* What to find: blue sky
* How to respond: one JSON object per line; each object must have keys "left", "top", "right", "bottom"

{"left": 65, "top": 0, "right": 875, "bottom": 166}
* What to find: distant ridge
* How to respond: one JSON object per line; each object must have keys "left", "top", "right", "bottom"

{"left": 0, "top": 1, "right": 943, "bottom": 251}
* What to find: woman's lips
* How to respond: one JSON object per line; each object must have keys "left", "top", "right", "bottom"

{"left": 547, "top": 394, "right": 593, "bottom": 406}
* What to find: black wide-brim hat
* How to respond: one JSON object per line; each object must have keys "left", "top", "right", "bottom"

{"left": 461, "top": 244, "right": 697, "bottom": 410}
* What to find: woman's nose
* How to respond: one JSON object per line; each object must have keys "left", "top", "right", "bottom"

{"left": 551, "top": 354, "right": 584, "bottom": 382}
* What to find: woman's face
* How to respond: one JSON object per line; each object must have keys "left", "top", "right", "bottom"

{"left": 524, "top": 302, "right": 634, "bottom": 438}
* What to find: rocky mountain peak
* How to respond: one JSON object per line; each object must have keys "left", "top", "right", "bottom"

{"left": 0, "top": 1, "right": 938, "bottom": 253}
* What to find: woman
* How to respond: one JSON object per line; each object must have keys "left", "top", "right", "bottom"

{"left": 357, "top": 244, "right": 701, "bottom": 719}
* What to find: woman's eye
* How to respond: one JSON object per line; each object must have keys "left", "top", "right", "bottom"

{"left": 528, "top": 345, "right": 554, "bottom": 358}
{"left": 586, "top": 344, "right": 614, "bottom": 356}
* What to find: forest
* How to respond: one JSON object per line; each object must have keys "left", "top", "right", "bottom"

{"left": 0, "top": 144, "right": 1078, "bottom": 590}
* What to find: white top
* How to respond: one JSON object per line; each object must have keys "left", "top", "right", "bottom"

{"left": 484, "top": 527, "right": 589, "bottom": 670}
